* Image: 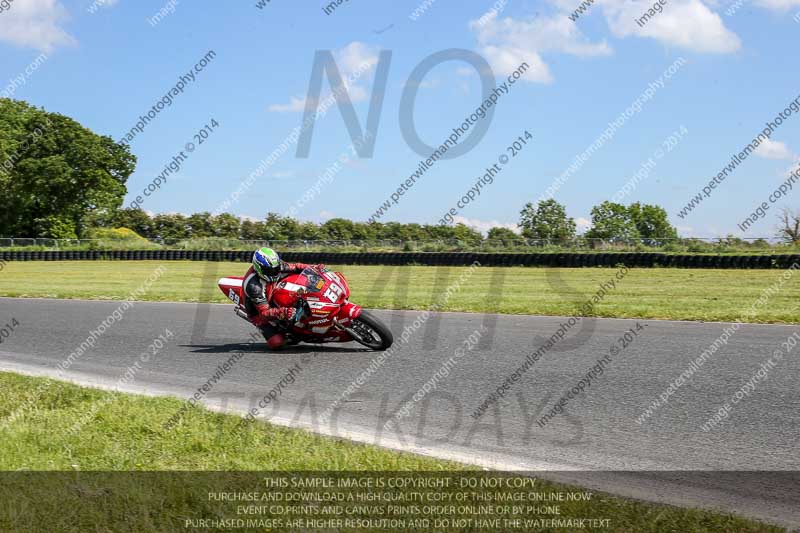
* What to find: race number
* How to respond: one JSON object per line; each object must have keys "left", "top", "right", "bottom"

{"left": 324, "top": 284, "right": 343, "bottom": 303}
{"left": 228, "top": 288, "right": 240, "bottom": 305}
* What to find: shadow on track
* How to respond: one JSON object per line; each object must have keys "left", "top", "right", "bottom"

{"left": 181, "top": 344, "right": 372, "bottom": 355}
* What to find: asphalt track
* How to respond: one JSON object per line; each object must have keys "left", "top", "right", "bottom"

{"left": 1, "top": 297, "right": 798, "bottom": 528}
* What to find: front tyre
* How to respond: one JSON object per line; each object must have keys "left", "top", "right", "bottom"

{"left": 347, "top": 310, "right": 393, "bottom": 351}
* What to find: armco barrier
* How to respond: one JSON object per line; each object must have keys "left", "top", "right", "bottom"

{"left": 0, "top": 251, "right": 797, "bottom": 268}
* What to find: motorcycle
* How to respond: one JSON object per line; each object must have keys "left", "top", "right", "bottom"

{"left": 217, "top": 266, "right": 393, "bottom": 351}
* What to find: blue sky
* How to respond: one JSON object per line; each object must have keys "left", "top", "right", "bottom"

{"left": 1, "top": 0, "right": 799, "bottom": 238}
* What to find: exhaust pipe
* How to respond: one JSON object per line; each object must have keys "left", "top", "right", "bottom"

{"left": 234, "top": 307, "right": 251, "bottom": 322}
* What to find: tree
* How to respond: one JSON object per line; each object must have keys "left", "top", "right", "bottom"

{"left": 110, "top": 208, "right": 153, "bottom": 238}
{"left": 150, "top": 213, "right": 187, "bottom": 240}
{"left": 628, "top": 202, "right": 678, "bottom": 243}
{"left": 518, "top": 199, "right": 576, "bottom": 241}
{"left": 0, "top": 99, "right": 136, "bottom": 238}
{"left": 297, "top": 221, "right": 323, "bottom": 240}
{"left": 398, "top": 223, "right": 428, "bottom": 242}
{"left": 240, "top": 219, "right": 265, "bottom": 240}
{"left": 375, "top": 222, "right": 406, "bottom": 240}
{"left": 487, "top": 227, "right": 525, "bottom": 244}
{"left": 350, "top": 222, "right": 378, "bottom": 241}
{"left": 450, "top": 223, "right": 483, "bottom": 245}
{"left": 263, "top": 213, "right": 301, "bottom": 240}
{"left": 585, "top": 201, "right": 640, "bottom": 241}
{"left": 213, "top": 213, "right": 241, "bottom": 238}
{"left": 186, "top": 212, "right": 214, "bottom": 237}
{"left": 423, "top": 224, "right": 453, "bottom": 241}
{"left": 778, "top": 208, "right": 800, "bottom": 244}
{"left": 321, "top": 218, "right": 355, "bottom": 240}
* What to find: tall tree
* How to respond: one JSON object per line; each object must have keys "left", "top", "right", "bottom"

{"left": 585, "top": 201, "right": 640, "bottom": 241}
{"left": 628, "top": 202, "right": 678, "bottom": 243}
{"left": 518, "top": 199, "right": 576, "bottom": 241}
{"left": 0, "top": 99, "right": 136, "bottom": 238}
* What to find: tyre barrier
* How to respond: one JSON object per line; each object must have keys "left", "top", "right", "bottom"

{"left": 0, "top": 250, "right": 797, "bottom": 269}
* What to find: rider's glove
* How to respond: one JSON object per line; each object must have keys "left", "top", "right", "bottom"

{"left": 284, "top": 262, "right": 308, "bottom": 273}
{"left": 252, "top": 306, "right": 296, "bottom": 326}
{"left": 267, "top": 307, "right": 296, "bottom": 322}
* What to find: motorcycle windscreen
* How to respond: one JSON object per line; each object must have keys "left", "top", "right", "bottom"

{"left": 299, "top": 267, "right": 327, "bottom": 293}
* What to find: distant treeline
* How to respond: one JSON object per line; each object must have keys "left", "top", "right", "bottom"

{"left": 104, "top": 198, "right": 681, "bottom": 244}
{"left": 108, "top": 210, "right": 490, "bottom": 243}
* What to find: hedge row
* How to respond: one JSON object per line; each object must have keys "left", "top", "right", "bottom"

{"left": 1, "top": 250, "right": 799, "bottom": 269}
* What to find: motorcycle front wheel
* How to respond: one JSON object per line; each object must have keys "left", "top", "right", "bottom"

{"left": 347, "top": 310, "right": 393, "bottom": 351}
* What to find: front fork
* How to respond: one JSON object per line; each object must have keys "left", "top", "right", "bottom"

{"left": 333, "top": 301, "right": 363, "bottom": 336}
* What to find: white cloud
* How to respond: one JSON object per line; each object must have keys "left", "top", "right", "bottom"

{"left": 268, "top": 41, "right": 379, "bottom": 113}
{"left": 469, "top": 12, "right": 612, "bottom": 84}
{"left": 334, "top": 41, "right": 379, "bottom": 76}
{"left": 452, "top": 215, "right": 520, "bottom": 235}
{"left": 477, "top": 0, "right": 741, "bottom": 69}
{"left": 783, "top": 160, "right": 800, "bottom": 179}
{"left": 576, "top": 216, "right": 591, "bottom": 233}
{"left": 0, "top": 0, "right": 75, "bottom": 52}
{"left": 267, "top": 96, "right": 306, "bottom": 113}
{"left": 601, "top": 0, "right": 741, "bottom": 53}
{"left": 755, "top": 139, "right": 795, "bottom": 160}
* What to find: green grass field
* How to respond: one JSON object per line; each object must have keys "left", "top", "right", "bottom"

{"left": 0, "top": 261, "right": 798, "bottom": 323}
{"left": 0, "top": 372, "right": 782, "bottom": 532}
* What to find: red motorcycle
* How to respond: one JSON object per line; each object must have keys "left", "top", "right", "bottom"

{"left": 218, "top": 266, "right": 393, "bottom": 351}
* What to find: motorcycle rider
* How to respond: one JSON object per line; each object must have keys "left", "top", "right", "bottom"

{"left": 243, "top": 247, "right": 323, "bottom": 350}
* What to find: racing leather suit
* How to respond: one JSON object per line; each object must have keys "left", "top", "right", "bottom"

{"left": 243, "top": 261, "right": 312, "bottom": 349}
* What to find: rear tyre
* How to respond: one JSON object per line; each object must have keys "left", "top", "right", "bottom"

{"left": 348, "top": 310, "right": 393, "bottom": 351}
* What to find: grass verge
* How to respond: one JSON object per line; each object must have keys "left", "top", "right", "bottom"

{"left": 0, "top": 372, "right": 783, "bottom": 532}
{"left": 0, "top": 261, "right": 798, "bottom": 323}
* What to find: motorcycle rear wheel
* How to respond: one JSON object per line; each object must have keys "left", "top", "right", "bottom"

{"left": 347, "top": 310, "right": 393, "bottom": 351}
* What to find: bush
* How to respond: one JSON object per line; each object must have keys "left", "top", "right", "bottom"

{"left": 87, "top": 228, "right": 143, "bottom": 240}
{"left": 84, "top": 228, "right": 159, "bottom": 250}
